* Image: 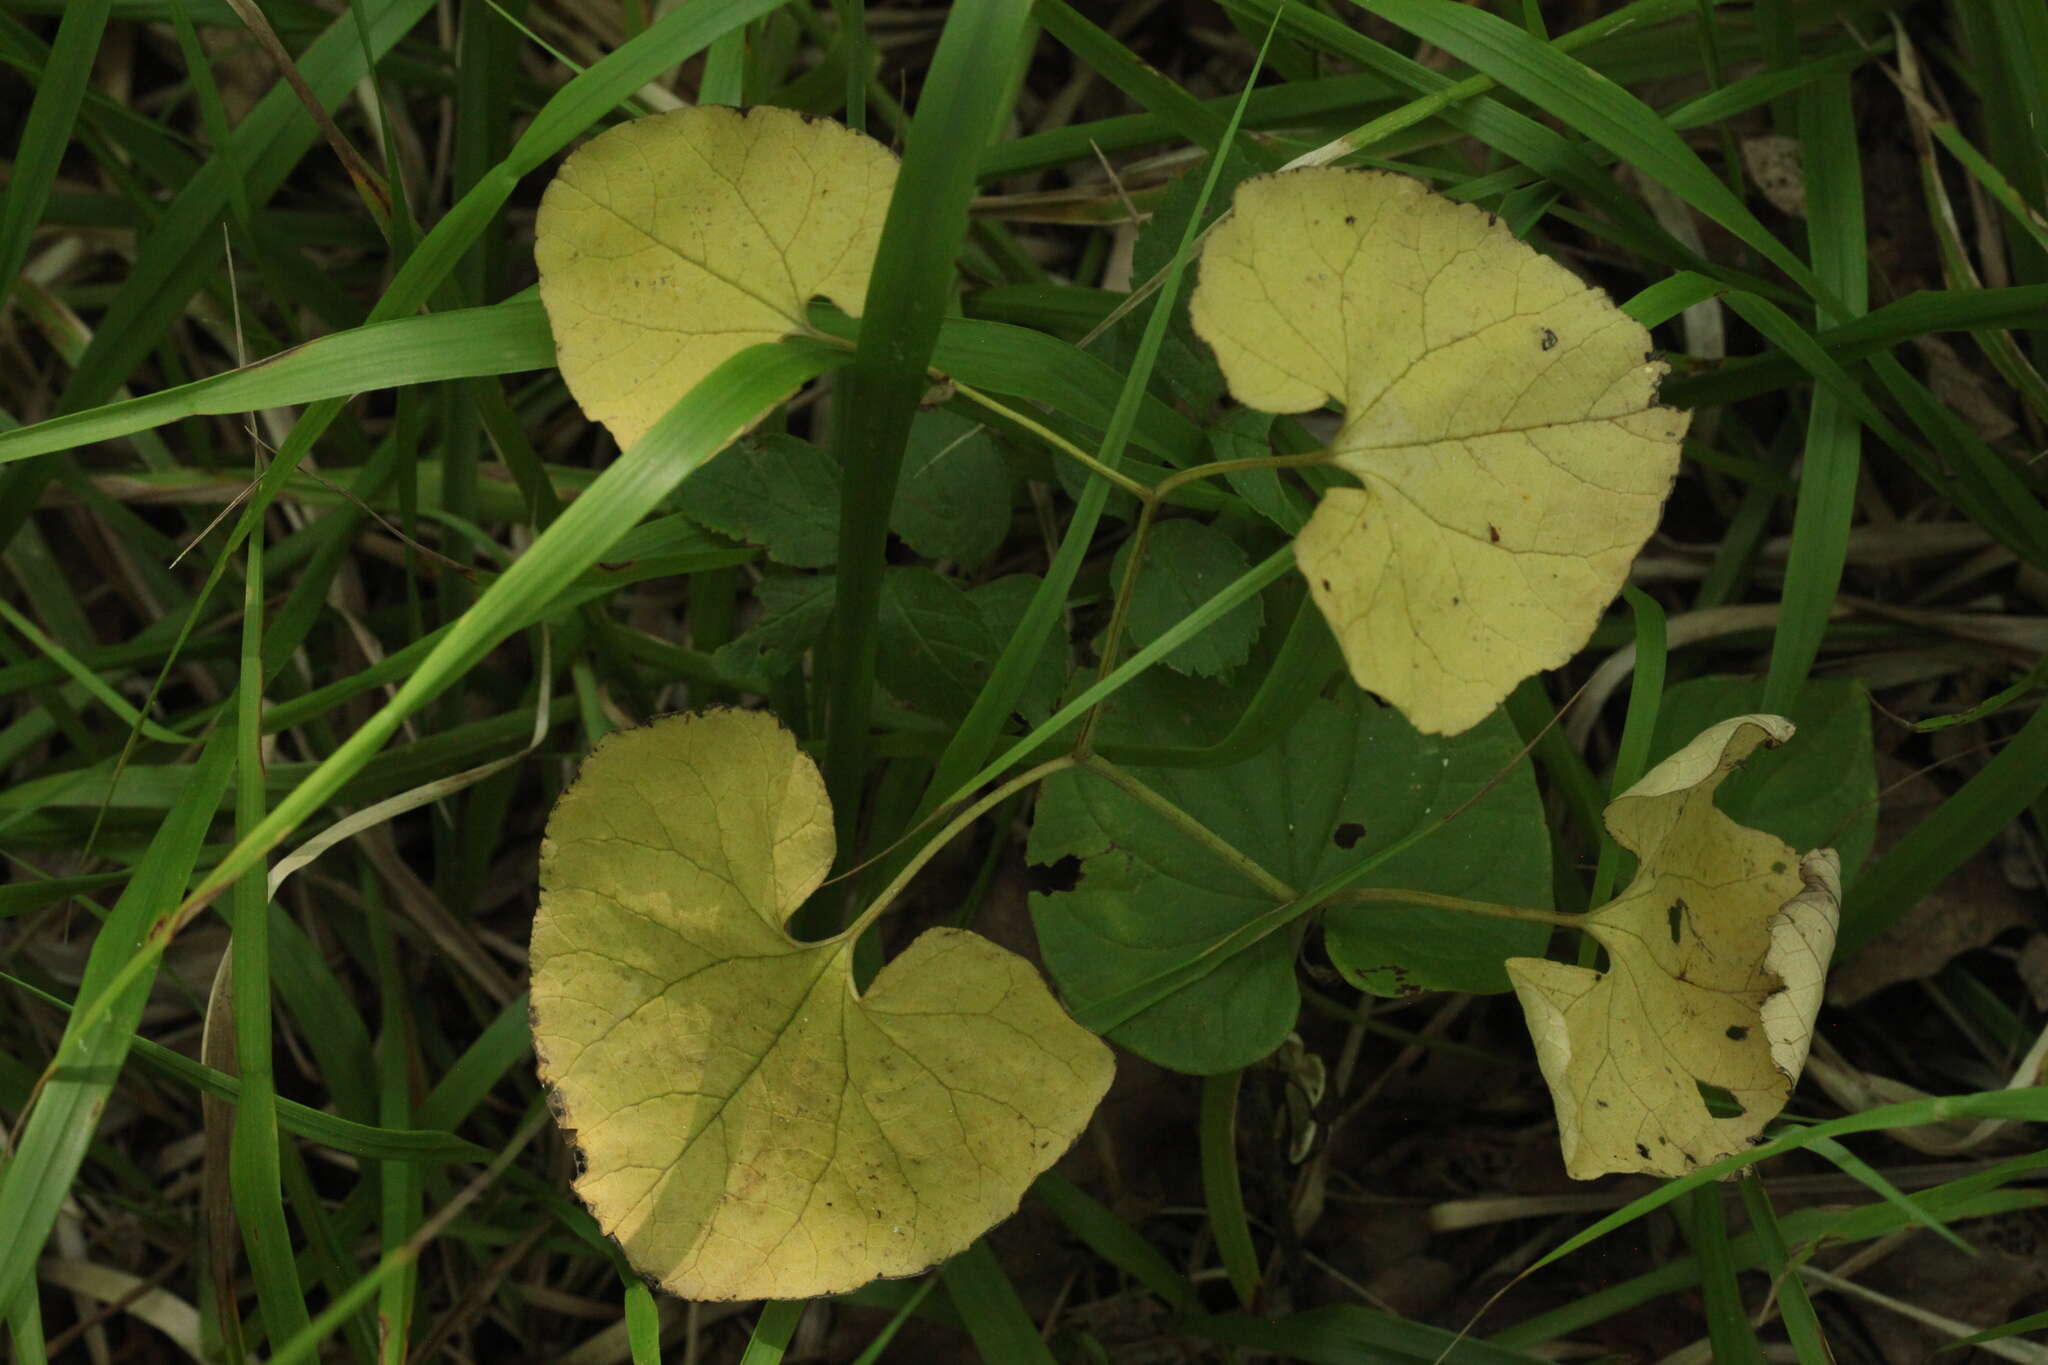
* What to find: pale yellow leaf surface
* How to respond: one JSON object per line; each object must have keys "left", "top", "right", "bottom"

{"left": 1505, "top": 716, "right": 1841, "bottom": 1179}
{"left": 530, "top": 709, "right": 1113, "bottom": 1300}
{"left": 535, "top": 106, "right": 896, "bottom": 450}
{"left": 1187, "top": 170, "right": 1687, "bottom": 735}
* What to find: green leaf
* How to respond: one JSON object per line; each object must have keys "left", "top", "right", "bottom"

{"left": 1111, "top": 520, "right": 1265, "bottom": 678}
{"left": 1646, "top": 676, "right": 1876, "bottom": 882}
{"left": 1030, "top": 684, "right": 1549, "bottom": 1073}
{"left": 676, "top": 432, "right": 843, "bottom": 568}
{"left": 890, "top": 410, "right": 1013, "bottom": 565}
{"left": 875, "top": 568, "right": 1000, "bottom": 720}
{"left": 712, "top": 573, "right": 836, "bottom": 688}
{"left": 1209, "top": 408, "right": 1307, "bottom": 535}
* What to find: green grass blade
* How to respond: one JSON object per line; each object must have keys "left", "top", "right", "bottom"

{"left": 1680, "top": 1185, "right": 1766, "bottom": 1365}
{"left": 817, "top": 0, "right": 1036, "bottom": 849}
{"left": 1031, "top": 1172, "right": 1197, "bottom": 1313}
{"left": 1188, "top": 1304, "right": 1548, "bottom": 1362}
{"left": 1200, "top": 1069, "right": 1261, "bottom": 1310}
{"left": 621, "top": 1277, "right": 660, "bottom": 1365}
{"left": 0, "top": 597, "right": 188, "bottom": 742}
{"left": 916, "top": 70, "right": 1274, "bottom": 828}
{"left": 1361, "top": 0, "right": 1824, "bottom": 301}
{"left": 1531, "top": 1089, "right": 2048, "bottom": 1277}
{"left": 1804, "top": 1135, "right": 1971, "bottom": 1255}
{"left": 0, "top": 301, "right": 554, "bottom": 465}
{"left": 1763, "top": 71, "right": 1867, "bottom": 713}
{"left": 0, "top": 0, "right": 111, "bottom": 312}
{"left": 56, "top": 0, "right": 435, "bottom": 417}
{"left": 0, "top": 968, "right": 484, "bottom": 1162}
{"left": 940, "top": 1239, "right": 1060, "bottom": 1365}
{"left": 1586, "top": 584, "right": 1667, "bottom": 909}
{"left": 1842, "top": 699, "right": 2048, "bottom": 953}
{"left": 229, "top": 489, "right": 309, "bottom": 1346}
{"left": 1037, "top": 0, "right": 1234, "bottom": 155}
{"left": 73, "top": 343, "right": 842, "bottom": 1047}
{"left": 736, "top": 1300, "right": 806, "bottom": 1365}
{"left": 0, "top": 734, "right": 235, "bottom": 1313}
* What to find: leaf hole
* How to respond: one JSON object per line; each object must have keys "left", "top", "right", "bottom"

{"left": 1666, "top": 898, "right": 1687, "bottom": 944}
{"left": 1540, "top": 327, "right": 1558, "bottom": 351}
{"left": 1694, "top": 1080, "right": 1745, "bottom": 1118}
{"left": 1332, "top": 822, "right": 1365, "bottom": 850}
{"left": 1725, "top": 1025, "right": 1749, "bottom": 1042}
{"left": 1028, "top": 855, "right": 1083, "bottom": 895}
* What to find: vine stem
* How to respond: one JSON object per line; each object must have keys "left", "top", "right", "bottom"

{"left": 838, "top": 754, "right": 1076, "bottom": 944}
{"left": 1319, "top": 887, "right": 1583, "bottom": 930}
{"left": 949, "top": 382, "right": 1153, "bottom": 501}
{"left": 1080, "top": 756, "right": 1295, "bottom": 902}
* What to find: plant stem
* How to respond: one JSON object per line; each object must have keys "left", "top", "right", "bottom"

{"left": 949, "top": 382, "right": 1153, "bottom": 500}
{"left": 1148, "top": 450, "right": 1330, "bottom": 504}
{"left": 1319, "top": 886, "right": 1582, "bottom": 930}
{"left": 1074, "top": 491, "right": 1166, "bottom": 758}
{"left": 839, "top": 755, "right": 1076, "bottom": 944}
{"left": 1076, "top": 448, "right": 1329, "bottom": 757}
{"left": 1079, "top": 756, "right": 1296, "bottom": 901}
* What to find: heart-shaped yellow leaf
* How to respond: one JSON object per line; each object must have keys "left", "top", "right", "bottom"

{"left": 1506, "top": 716, "right": 1840, "bottom": 1179}
{"left": 535, "top": 106, "right": 896, "bottom": 450}
{"left": 530, "top": 709, "right": 1113, "bottom": 1300}
{"left": 1188, "top": 170, "right": 1687, "bottom": 735}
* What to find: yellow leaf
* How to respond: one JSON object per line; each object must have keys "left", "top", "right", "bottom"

{"left": 535, "top": 106, "right": 896, "bottom": 450}
{"left": 1505, "top": 716, "right": 1841, "bottom": 1179}
{"left": 530, "top": 709, "right": 1112, "bottom": 1300}
{"left": 1187, "top": 170, "right": 1687, "bottom": 735}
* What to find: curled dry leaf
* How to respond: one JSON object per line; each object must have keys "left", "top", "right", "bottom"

{"left": 530, "top": 710, "right": 1112, "bottom": 1300}
{"left": 1506, "top": 716, "right": 1841, "bottom": 1179}
{"left": 1188, "top": 169, "right": 1686, "bottom": 735}
{"left": 535, "top": 106, "right": 896, "bottom": 449}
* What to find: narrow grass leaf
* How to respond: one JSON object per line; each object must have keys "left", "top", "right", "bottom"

{"left": 818, "top": 0, "right": 1035, "bottom": 840}
{"left": 1843, "top": 700, "right": 2048, "bottom": 953}
{"left": 228, "top": 497, "right": 308, "bottom": 1347}
{"left": 0, "top": 301, "right": 555, "bottom": 464}
{"left": 940, "top": 1240, "right": 1060, "bottom": 1365}
{"left": 0, "top": 0, "right": 111, "bottom": 312}
{"left": 1805, "top": 1135, "right": 1971, "bottom": 1255}
{"left": 1531, "top": 1089, "right": 2048, "bottom": 1276}
{"left": 0, "top": 735, "right": 235, "bottom": 1313}
{"left": 1681, "top": 1185, "right": 1766, "bottom": 1365}
{"left": 1031, "top": 1172, "right": 1197, "bottom": 1313}
{"left": 1764, "top": 73, "right": 1866, "bottom": 713}
{"left": 1037, "top": 0, "right": 1234, "bottom": 154}
{"left": 1361, "top": 0, "right": 1823, "bottom": 300}
{"left": 1187, "top": 1304, "right": 1548, "bottom": 1363}
{"left": 1201, "top": 1070, "right": 1261, "bottom": 1310}
{"left": 107, "top": 345, "right": 840, "bottom": 1033}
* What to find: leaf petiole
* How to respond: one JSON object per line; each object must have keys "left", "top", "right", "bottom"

{"left": 1318, "top": 886, "right": 1581, "bottom": 930}
{"left": 948, "top": 381, "right": 1152, "bottom": 501}
{"left": 1078, "top": 756, "right": 1296, "bottom": 902}
{"left": 838, "top": 755, "right": 1078, "bottom": 944}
